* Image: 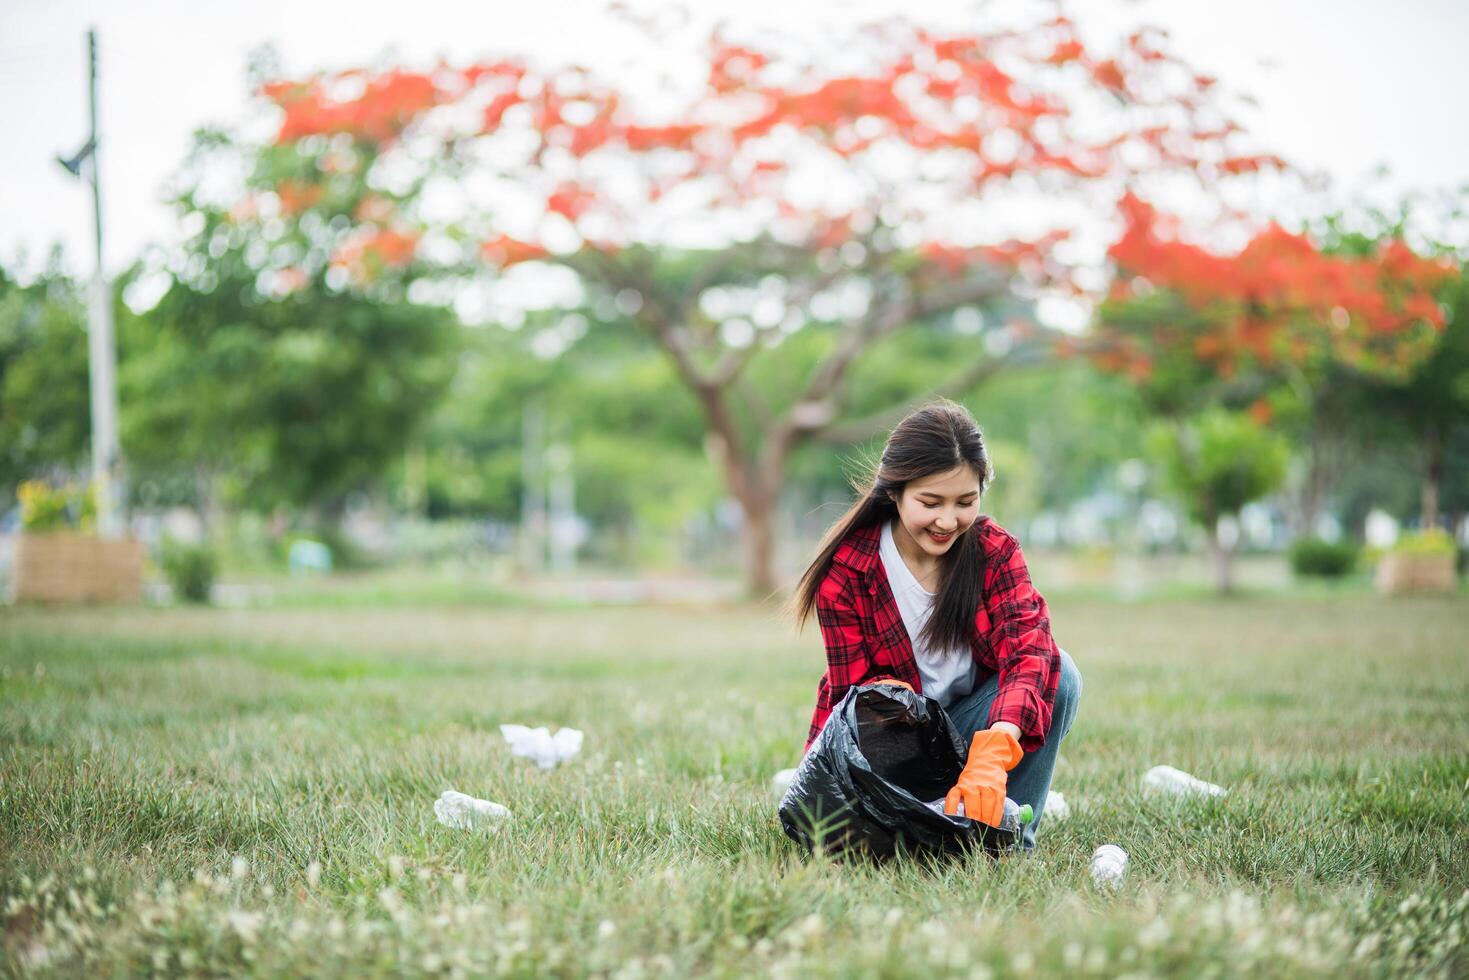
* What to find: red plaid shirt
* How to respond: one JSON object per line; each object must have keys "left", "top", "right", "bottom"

{"left": 804, "top": 517, "right": 1061, "bottom": 755}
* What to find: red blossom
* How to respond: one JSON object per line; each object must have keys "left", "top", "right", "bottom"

{"left": 481, "top": 234, "right": 549, "bottom": 267}
{"left": 1099, "top": 192, "right": 1456, "bottom": 380}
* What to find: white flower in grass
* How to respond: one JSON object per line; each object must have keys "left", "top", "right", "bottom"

{"left": 1138, "top": 916, "right": 1170, "bottom": 950}
{"left": 230, "top": 856, "right": 250, "bottom": 880}
{"left": 305, "top": 861, "right": 322, "bottom": 889}
{"left": 226, "top": 910, "right": 264, "bottom": 943}
{"left": 598, "top": 920, "right": 617, "bottom": 939}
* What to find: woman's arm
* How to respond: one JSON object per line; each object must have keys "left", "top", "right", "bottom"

{"left": 815, "top": 568, "right": 872, "bottom": 691}
{"left": 803, "top": 567, "right": 873, "bottom": 751}
{"left": 981, "top": 538, "right": 1061, "bottom": 753}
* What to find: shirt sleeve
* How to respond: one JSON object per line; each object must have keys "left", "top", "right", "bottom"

{"left": 804, "top": 567, "right": 872, "bottom": 751}
{"left": 982, "top": 540, "right": 1061, "bottom": 753}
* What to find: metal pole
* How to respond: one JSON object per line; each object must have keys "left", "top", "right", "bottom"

{"left": 84, "top": 27, "right": 124, "bottom": 537}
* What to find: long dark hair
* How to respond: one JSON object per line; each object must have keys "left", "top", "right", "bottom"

{"left": 791, "top": 398, "right": 993, "bottom": 658}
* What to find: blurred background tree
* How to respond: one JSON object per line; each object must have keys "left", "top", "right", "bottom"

{"left": 1146, "top": 409, "right": 1289, "bottom": 593}
{"left": 4, "top": 6, "right": 1466, "bottom": 600}
{"left": 0, "top": 250, "right": 92, "bottom": 499}
{"left": 1089, "top": 190, "right": 1457, "bottom": 589}
{"left": 238, "top": 14, "right": 1285, "bottom": 593}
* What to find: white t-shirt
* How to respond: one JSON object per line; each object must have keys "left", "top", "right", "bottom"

{"left": 879, "top": 518, "right": 979, "bottom": 709}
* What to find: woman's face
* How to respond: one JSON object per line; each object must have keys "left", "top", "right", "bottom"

{"left": 891, "top": 465, "right": 982, "bottom": 557}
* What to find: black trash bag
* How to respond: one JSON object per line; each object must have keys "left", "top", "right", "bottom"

{"left": 779, "top": 682, "right": 1015, "bottom": 860}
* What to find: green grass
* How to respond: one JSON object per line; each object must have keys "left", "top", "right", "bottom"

{"left": 2, "top": 595, "right": 1467, "bottom": 977}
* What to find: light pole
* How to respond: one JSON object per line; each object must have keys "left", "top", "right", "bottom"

{"left": 56, "top": 27, "right": 124, "bottom": 537}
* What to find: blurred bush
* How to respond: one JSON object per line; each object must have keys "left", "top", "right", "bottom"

{"left": 160, "top": 538, "right": 216, "bottom": 604}
{"left": 18, "top": 480, "right": 95, "bottom": 532}
{"left": 1289, "top": 537, "right": 1359, "bottom": 579}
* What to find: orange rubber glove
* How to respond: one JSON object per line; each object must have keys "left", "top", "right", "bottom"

{"left": 868, "top": 676, "right": 913, "bottom": 692}
{"left": 943, "top": 729, "right": 1023, "bottom": 827}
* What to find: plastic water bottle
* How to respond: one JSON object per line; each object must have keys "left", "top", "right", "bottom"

{"left": 998, "top": 798, "right": 1034, "bottom": 834}
{"left": 1142, "top": 765, "right": 1227, "bottom": 798}
{"left": 1090, "top": 844, "right": 1128, "bottom": 891}
{"left": 933, "top": 796, "right": 1033, "bottom": 831}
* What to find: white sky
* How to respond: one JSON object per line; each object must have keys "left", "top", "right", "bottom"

{"left": 3, "top": 0, "right": 1467, "bottom": 287}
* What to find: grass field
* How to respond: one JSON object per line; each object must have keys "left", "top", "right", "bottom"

{"left": 3, "top": 592, "right": 1467, "bottom": 977}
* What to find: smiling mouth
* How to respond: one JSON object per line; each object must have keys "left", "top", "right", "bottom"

{"left": 928, "top": 530, "right": 953, "bottom": 542}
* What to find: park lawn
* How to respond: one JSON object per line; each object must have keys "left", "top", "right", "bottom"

{"left": 1, "top": 594, "right": 1467, "bottom": 978}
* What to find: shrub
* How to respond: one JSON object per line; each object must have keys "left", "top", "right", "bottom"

{"left": 160, "top": 538, "right": 216, "bottom": 604}
{"left": 18, "top": 480, "right": 96, "bottom": 532}
{"left": 1289, "top": 537, "right": 1359, "bottom": 579}
{"left": 1391, "top": 528, "right": 1457, "bottom": 556}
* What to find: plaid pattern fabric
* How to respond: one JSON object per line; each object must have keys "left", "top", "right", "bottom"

{"left": 804, "top": 517, "right": 1061, "bottom": 754}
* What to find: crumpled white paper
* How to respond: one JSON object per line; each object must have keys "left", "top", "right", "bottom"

{"left": 1045, "top": 790, "right": 1070, "bottom": 821}
{"left": 1142, "top": 764, "right": 1227, "bottom": 798}
{"left": 434, "top": 790, "right": 511, "bottom": 832}
{"left": 772, "top": 767, "right": 798, "bottom": 800}
{"left": 500, "top": 724, "right": 584, "bottom": 769}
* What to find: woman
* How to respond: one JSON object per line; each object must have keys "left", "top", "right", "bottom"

{"left": 791, "top": 399, "right": 1082, "bottom": 851}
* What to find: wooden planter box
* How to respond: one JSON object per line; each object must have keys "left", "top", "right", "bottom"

{"left": 12, "top": 532, "right": 144, "bottom": 603}
{"left": 1374, "top": 552, "right": 1457, "bottom": 595}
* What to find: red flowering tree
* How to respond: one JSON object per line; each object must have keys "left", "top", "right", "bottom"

{"left": 237, "top": 8, "right": 1281, "bottom": 593}
{"left": 1090, "top": 192, "right": 1455, "bottom": 577}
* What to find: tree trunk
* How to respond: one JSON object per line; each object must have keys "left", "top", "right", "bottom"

{"left": 741, "top": 492, "right": 779, "bottom": 598}
{"left": 1206, "top": 515, "right": 1234, "bottom": 595}
{"left": 1422, "top": 425, "right": 1444, "bottom": 530}
{"left": 1294, "top": 436, "right": 1329, "bottom": 539}
{"left": 697, "top": 396, "right": 799, "bottom": 599}
{"left": 194, "top": 466, "right": 222, "bottom": 537}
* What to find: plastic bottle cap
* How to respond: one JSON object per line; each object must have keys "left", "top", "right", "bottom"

{"left": 1017, "top": 803, "right": 1033, "bottom": 824}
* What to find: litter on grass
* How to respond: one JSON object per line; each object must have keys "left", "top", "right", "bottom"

{"left": 772, "top": 767, "right": 798, "bottom": 800}
{"left": 434, "top": 790, "right": 511, "bottom": 832}
{"left": 500, "top": 724, "right": 584, "bottom": 769}
{"left": 1142, "top": 764, "right": 1227, "bottom": 798}
{"left": 1090, "top": 843, "right": 1128, "bottom": 891}
{"left": 1045, "top": 790, "right": 1070, "bottom": 821}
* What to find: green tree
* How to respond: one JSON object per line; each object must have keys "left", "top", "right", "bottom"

{"left": 1312, "top": 202, "right": 1469, "bottom": 531}
{"left": 1148, "top": 410, "right": 1289, "bottom": 593}
{"left": 128, "top": 263, "right": 459, "bottom": 524}
{"left": 117, "top": 110, "right": 464, "bottom": 528}
{"left": 0, "top": 251, "right": 91, "bottom": 499}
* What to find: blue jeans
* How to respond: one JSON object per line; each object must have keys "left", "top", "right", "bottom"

{"left": 943, "top": 648, "right": 1082, "bottom": 851}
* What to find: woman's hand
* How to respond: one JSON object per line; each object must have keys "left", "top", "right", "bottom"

{"left": 944, "top": 728, "right": 1023, "bottom": 827}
